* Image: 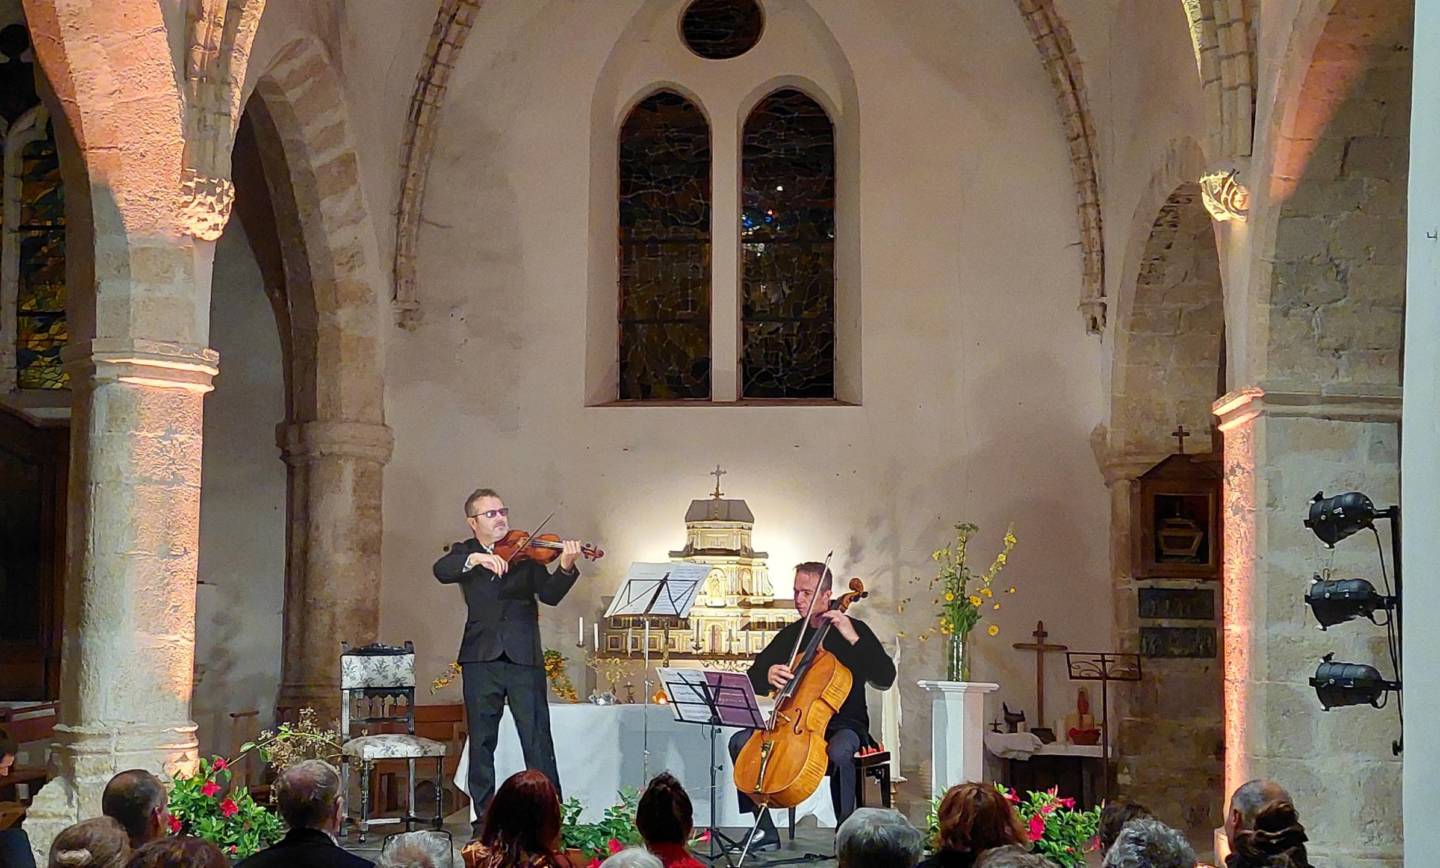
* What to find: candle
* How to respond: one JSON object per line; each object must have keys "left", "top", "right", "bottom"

{"left": 644, "top": 621, "right": 651, "bottom": 654}
{"left": 578, "top": 616, "right": 583, "bottom": 646}
{"left": 627, "top": 626, "right": 634, "bottom": 655}
{"left": 593, "top": 623, "right": 599, "bottom": 652}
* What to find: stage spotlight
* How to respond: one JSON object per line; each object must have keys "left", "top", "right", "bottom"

{"left": 1310, "top": 655, "right": 1400, "bottom": 710}
{"left": 1304, "top": 491, "right": 1378, "bottom": 547}
{"left": 1305, "top": 576, "right": 1394, "bottom": 629}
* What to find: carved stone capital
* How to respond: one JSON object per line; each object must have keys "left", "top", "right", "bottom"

{"left": 1214, "top": 382, "right": 1402, "bottom": 431}
{"left": 277, "top": 419, "right": 395, "bottom": 466}
{"left": 1200, "top": 160, "right": 1251, "bottom": 223}
{"left": 62, "top": 338, "right": 220, "bottom": 393}
{"left": 180, "top": 169, "right": 236, "bottom": 241}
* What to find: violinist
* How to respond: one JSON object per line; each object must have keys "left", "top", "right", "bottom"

{"left": 433, "top": 488, "right": 582, "bottom": 839}
{"left": 728, "top": 562, "right": 896, "bottom": 850}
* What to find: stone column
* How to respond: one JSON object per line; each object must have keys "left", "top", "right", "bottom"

{"left": 1215, "top": 385, "right": 1402, "bottom": 866}
{"left": 25, "top": 338, "right": 219, "bottom": 852}
{"left": 275, "top": 420, "right": 394, "bottom": 725}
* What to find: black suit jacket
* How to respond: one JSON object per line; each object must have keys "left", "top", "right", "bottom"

{"left": 433, "top": 538, "right": 580, "bottom": 666}
{"left": 235, "top": 828, "right": 373, "bottom": 868}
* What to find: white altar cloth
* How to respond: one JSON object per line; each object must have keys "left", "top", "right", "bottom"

{"left": 453, "top": 703, "right": 836, "bottom": 829}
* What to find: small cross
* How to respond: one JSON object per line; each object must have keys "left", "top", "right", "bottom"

{"left": 1172, "top": 424, "right": 1190, "bottom": 454}
{"left": 710, "top": 465, "right": 726, "bottom": 499}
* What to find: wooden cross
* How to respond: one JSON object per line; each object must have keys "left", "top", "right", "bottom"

{"left": 710, "top": 465, "right": 726, "bottom": 498}
{"left": 1012, "top": 620, "right": 1068, "bottom": 726}
{"left": 1172, "top": 424, "right": 1190, "bottom": 454}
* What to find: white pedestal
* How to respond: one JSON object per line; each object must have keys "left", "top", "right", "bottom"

{"left": 918, "top": 680, "right": 999, "bottom": 793}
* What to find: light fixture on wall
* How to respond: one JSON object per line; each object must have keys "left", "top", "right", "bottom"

{"left": 1310, "top": 655, "right": 1401, "bottom": 710}
{"left": 1301, "top": 490, "right": 1402, "bottom": 754}
{"left": 1305, "top": 576, "right": 1395, "bottom": 629}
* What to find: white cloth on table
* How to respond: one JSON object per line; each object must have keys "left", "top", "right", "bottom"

{"left": 983, "top": 731, "right": 1045, "bottom": 760}
{"left": 453, "top": 703, "right": 836, "bottom": 828}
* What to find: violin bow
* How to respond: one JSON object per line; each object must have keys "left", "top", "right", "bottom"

{"left": 501, "top": 508, "right": 557, "bottom": 564}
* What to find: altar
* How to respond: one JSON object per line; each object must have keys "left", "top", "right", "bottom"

{"left": 453, "top": 703, "right": 837, "bottom": 829}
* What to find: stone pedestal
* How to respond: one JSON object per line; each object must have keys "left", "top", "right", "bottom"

{"left": 918, "top": 680, "right": 999, "bottom": 793}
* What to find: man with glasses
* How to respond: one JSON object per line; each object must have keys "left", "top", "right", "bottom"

{"left": 433, "top": 488, "right": 582, "bottom": 839}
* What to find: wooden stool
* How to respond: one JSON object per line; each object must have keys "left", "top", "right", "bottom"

{"left": 854, "top": 750, "right": 892, "bottom": 809}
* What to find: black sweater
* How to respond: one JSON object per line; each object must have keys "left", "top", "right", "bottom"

{"left": 745, "top": 615, "right": 896, "bottom": 735}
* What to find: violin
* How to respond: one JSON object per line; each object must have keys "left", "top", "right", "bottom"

{"left": 493, "top": 528, "right": 604, "bottom": 565}
{"left": 732, "top": 574, "right": 869, "bottom": 811}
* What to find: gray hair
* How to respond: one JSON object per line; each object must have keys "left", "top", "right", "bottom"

{"left": 835, "top": 808, "right": 924, "bottom": 868}
{"left": 599, "top": 848, "right": 664, "bottom": 868}
{"left": 1229, "top": 779, "right": 1291, "bottom": 827}
{"left": 975, "top": 845, "right": 1058, "bottom": 867}
{"left": 1101, "top": 819, "right": 1197, "bottom": 868}
{"left": 275, "top": 759, "right": 342, "bottom": 830}
{"left": 378, "top": 831, "right": 461, "bottom": 868}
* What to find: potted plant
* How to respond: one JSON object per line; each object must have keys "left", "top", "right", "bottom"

{"left": 169, "top": 756, "right": 284, "bottom": 860}
{"left": 923, "top": 522, "right": 1018, "bottom": 681}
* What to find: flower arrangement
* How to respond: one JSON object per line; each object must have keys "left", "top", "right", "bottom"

{"left": 922, "top": 522, "right": 1017, "bottom": 680}
{"left": 431, "top": 661, "right": 462, "bottom": 694}
{"left": 169, "top": 756, "right": 284, "bottom": 859}
{"left": 544, "top": 649, "right": 580, "bottom": 702}
{"left": 925, "top": 785, "right": 1099, "bottom": 868}
{"left": 240, "top": 707, "right": 345, "bottom": 770}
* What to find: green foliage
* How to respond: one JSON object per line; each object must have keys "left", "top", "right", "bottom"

{"left": 239, "top": 707, "right": 345, "bottom": 774}
{"left": 560, "top": 788, "right": 643, "bottom": 861}
{"left": 169, "top": 756, "right": 284, "bottom": 859}
{"left": 926, "top": 785, "right": 1100, "bottom": 868}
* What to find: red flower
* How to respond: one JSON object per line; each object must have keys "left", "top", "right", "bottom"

{"left": 698, "top": 829, "right": 711, "bottom": 842}
{"left": 201, "top": 780, "right": 221, "bottom": 798}
{"left": 1040, "top": 801, "right": 1056, "bottom": 815}
{"left": 168, "top": 816, "right": 182, "bottom": 834}
{"left": 1086, "top": 835, "right": 1101, "bottom": 851}
{"left": 213, "top": 758, "right": 229, "bottom": 771}
{"left": 219, "top": 798, "right": 239, "bottom": 818}
{"left": 1003, "top": 788, "right": 1020, "bottom": 804}
{"left": 587, "top": 860, "right": 601, "bottom": 868}
{"left": 607, "top": 838, "right": 623, "bottom": 854}
{"left": 1058, "top": 797, "right": 1076, "bottom": 809}
{"left": 1027, "top": 815, "right": 1046, "bottom": 842}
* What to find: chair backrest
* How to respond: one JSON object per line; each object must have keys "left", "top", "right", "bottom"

{"left": 340, "top": 642, "right": 418, "bottom": 739}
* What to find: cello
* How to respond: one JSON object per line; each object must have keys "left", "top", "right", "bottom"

{"left": 732, "top": 566, "right": 869, "bottom": 833}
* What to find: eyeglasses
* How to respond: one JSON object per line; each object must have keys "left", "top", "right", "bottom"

{"left": 468, "top": 507, "right": 510, "bottom": 519}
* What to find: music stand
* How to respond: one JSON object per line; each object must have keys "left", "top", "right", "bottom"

{"left": 660, "top": 668, "right": 765, "bottom": 865}
{"left": 1064, "top": 651, "right": 1142, "bottom": 801}
{"left": 607, "top": 563, "right": 709, "bottom": 780}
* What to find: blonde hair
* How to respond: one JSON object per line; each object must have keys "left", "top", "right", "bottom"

{"left": 48, "top": 817, "right": 130, "bottom": 868}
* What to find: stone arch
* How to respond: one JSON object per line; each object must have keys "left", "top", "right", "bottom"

{"left": 1182, "top": 0, "right": 1256, "bottom": 160}
{"left": 242, "top": 36, "right": 393, "bottom": 721}
{"left": 1251, "top": 0, "right": 1408, "bottom": 391}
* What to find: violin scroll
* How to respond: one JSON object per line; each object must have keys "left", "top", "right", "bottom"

{"left": 835, "top": 577, "right": 868, "bottom": 611}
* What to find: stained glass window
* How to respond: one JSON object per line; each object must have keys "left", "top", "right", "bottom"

{"left": 740, "top": 89, "right": 835, "bottom": 399}
{"left": 681, "top": 0, "right": 764, "bottom": 60}
{"left": 16, "top": 121, "right": 67, "bottom": 390}
{"left": 618, "top": 91, "right": 711, "bottom": 400}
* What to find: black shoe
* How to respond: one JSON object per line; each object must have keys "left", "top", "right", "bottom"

{"left": 734, "top": 817, "right": 781, "bottom": 854}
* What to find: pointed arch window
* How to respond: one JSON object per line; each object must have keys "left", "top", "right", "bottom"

{"left": 617, "top": 91, "right": 712, "bottom": 400}
{"left": 0, "top": 24, "right": 67, "bottom": 391}
{"left": 740, "top": 89, "right": 834, "bottom": 399}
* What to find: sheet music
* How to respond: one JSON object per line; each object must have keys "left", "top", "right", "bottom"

{"left": 603, "top": 562, "right": 709, "bottom": 618}
{"left": 658, "top": 667, "right": 767, "bottom": 729}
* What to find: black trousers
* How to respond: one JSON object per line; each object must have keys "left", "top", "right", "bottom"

{"left": 728, "top": 726, "right": 864, "bottom": 826}
{"left": 462, "top": 657, "right": 561, "bottom": 816}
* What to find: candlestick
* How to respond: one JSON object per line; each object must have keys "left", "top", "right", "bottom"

{"left": 627, "top": 626, "right": 634, "bottom": 656}
{"left": 644, "top": 621, "right": 651, "bottom": 653}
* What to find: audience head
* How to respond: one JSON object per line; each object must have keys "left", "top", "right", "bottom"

{"left": 1100, "top": 818, "right": 1196, "bottom": 868}
{"left": 599, "top": 848, "right": 664, "bottom": 868}
{"left": 635, "top": 772, "right": 693, "bottom": 846}
{"left": 1225, "top": 780, "right": 1309, "bottom": 867}
{"left": 275, "top": 759, "right": 344, "bottom": 834}
{"left": 379, "top": 830, "right": 462, "bottom": 868}
{"left": 48, "top": 817, "right": 131, "bottom": 868}
{"left": 1099, "top": 800, "right": 1152, "bottom": 853}
{"left": 479, "top": 770, "right": 562, "bottom": 861}
{"left": 934, "top": 783, "right": 1027, "bottom": 856}
{"left": 123, "top": 837, "right": 227, "bottom": 868}
{"left": 975, "top": 846, "right": 1058, "bottom": 867}
{"left": 101, "top": 770, "right": 170, "bottom": 848}
{"left": 835, "top": 808, "right": 924, "bottom": 868}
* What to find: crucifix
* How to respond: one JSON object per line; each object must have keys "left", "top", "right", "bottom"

{"left": 710, "top": 464, "right": 726, "bottom": 498}
{"left": 1172, "top": 424, "right": 1190, "bottom": 454}
{"left": 1012, "top": 620, "right": 1068, "bottom": 726}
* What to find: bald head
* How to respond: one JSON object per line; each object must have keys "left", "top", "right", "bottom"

{"left": 102, "top": 769, "right": 169, "bottom": 847}
{"left": 1230, "top": 779, "right": 1291, "bottom": 826}
{"left": 276, "top": 760, "right": 343, "bottom": 832}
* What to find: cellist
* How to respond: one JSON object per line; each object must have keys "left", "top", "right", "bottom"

{"left": 727, "top": 562, "right": 897, "bottom": 851}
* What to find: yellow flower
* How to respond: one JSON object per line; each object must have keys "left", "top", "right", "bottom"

{"left": 945, "top": 592, "right": 955, "bottom": 602}
{"left": 1007, "top": 587, "right": 1017, "bottom": 594}
{"left": 988, "top": 625, "right": 1000, "bottom": 636}
{"left": 969, "top": 595, "right": 983, "bottom": 607}
{"left": 993, "top": 603, "right": 1001, "bottom": 610}
{"left": 981, "top": 587, "right": 992, "bottom": 598}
